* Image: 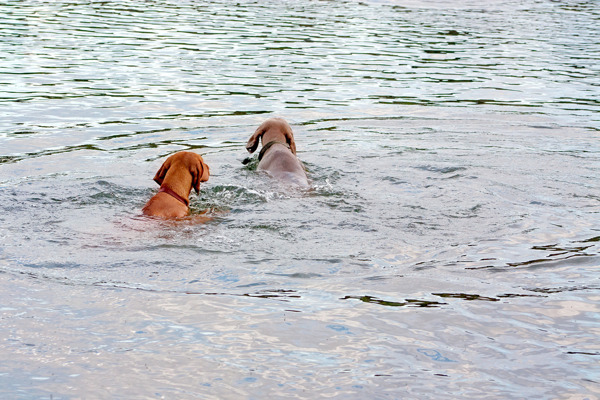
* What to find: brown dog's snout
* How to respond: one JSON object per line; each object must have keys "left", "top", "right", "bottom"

{"left": 191, "top": 159, "right": 209, "bottom": 194}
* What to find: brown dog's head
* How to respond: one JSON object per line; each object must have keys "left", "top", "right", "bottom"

{"left": 246, "top": 118, "right": 297, "bottom": 155}
{"left": 153, "top": 151, "right": 209, "bottom": 194}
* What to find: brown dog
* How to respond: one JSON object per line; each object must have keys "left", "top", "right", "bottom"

{"left": 142, "top": 151, "right": 209, "bottom": 218}
{"left": 246, "top": 118, "right": 309, "bottom": 187}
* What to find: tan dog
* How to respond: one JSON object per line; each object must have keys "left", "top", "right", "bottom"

{"left": 246, "top": 118, "right": 309, "bottom": 187}
{"left": 142, "top": 151, "right": 209, "bottom": 218}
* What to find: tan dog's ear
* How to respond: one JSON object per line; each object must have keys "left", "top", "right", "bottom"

{"left": 246, "top": 125, "right": 264, "bottom": 154}
{"left": 153, "top": 156, "right": 173, "bottom": 186}
{"left": 191, "top": 157, "right": 210, "bottom": 194}
{"left": 284, "top": 127, "right": 297, "bottom": 155}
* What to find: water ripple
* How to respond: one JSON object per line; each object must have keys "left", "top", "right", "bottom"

{"left": 1, "top": 1, "right": 599, "bottom": 398}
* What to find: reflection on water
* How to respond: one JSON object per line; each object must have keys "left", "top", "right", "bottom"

{"left": 1, "top": 0, "right": 599, "bottom": 398}
{"left": 342, "top": 295, "right": 447, "bottom": 308}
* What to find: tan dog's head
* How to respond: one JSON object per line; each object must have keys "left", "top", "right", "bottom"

{"left": 153, "top": 151, "right": 209, "bottom": 194}
{"left": 246, "top": 118, "right": 297, "bottom": 155}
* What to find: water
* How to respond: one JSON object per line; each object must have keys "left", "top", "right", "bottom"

{"left": 1, "top": 0, "right": 599, "bottom": 398}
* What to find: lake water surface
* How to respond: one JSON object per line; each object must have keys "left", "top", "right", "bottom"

{"left": 1, "top": 0, "right": 599, "bottom": 398}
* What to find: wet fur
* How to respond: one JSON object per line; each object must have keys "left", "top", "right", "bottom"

{"left": 142, "top": 151, "right": 209, "bottom": 218}
{"left": 246, "top": 118, "right": 309, "bottom": 187}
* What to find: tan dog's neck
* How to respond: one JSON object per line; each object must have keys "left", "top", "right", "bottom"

{"left": 261, "top": 129, "right": 287, "bottom": 147}
{"left": 261, "top": 119, "right": 291, "bottom": 145}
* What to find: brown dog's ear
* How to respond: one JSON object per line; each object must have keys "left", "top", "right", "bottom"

{"left": 191, "top": 157, "right": 210, "bottom": 195}
{"left": 246, "top": 125, "right": 264, "bottom": 154}
{"left": 153, "top": 156, "right": 173, "bottom": 186}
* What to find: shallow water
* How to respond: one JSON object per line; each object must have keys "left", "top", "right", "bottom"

{"left": 1, "top": 0, "right": 599, "bottom": 398}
